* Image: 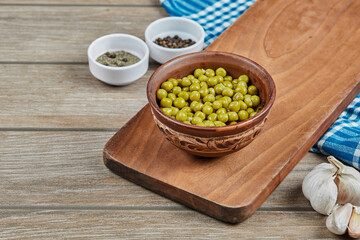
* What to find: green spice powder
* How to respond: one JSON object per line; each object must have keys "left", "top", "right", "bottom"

{"left": 96, "top": 51, "right": 140, "bottom": 67}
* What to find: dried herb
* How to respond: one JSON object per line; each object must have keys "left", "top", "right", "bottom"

{"left": 154, "top": 35, "right": 196, "bottom": 48}
{"left": 96, "top": 50, "right": 140, "bottom": 67}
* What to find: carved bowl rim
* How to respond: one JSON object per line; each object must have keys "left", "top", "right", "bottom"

{"left": 147, "top": 51, "right": 276, "bottom": 138}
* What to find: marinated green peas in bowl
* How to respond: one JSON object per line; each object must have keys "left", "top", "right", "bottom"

{"left": 156, "top": 67, "right": 263, "bottom": 127}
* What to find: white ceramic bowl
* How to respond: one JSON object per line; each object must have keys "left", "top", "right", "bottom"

{"left": 88, "top": 34, "right": 149, "bottom": 86}
{"left": 145, "top": 17, "right": 205, "bottom": 64}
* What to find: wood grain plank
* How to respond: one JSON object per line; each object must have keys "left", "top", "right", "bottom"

{"left": 0, "top": 210, "right": 344, "bottom": 239}
{"left": 0, "top": 6, "right": 168, "bottom": 62}
{"left": 0, "top": 210, "right": 339, "bottom": 239}
{"left": 0, "top": 0, "right": 159, "bottom": 5}
{"left": 0, "top": 64, "right": 157, "bottom": 128}
{"left": 0, "top": 131, "right": 325, "bottom": 208}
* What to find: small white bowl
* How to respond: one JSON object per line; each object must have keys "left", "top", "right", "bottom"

{"left": 88, "top": 34, "right": 149, "bottom": 86}
{"left": 145, "top": 17, "right": 205, "bottom": 64}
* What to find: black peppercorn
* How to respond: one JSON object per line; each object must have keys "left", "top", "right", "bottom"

{"left": 154, "top": 35, "right": 196, "bottom": 49}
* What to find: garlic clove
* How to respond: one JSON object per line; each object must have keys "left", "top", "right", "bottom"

{"left": 348, "top": 206, "right": 360, "bottom": 238}
{"left": 335, "top": 164, "right": 360, "bottom": 205}
{"left": 308, "top": 173, "right": 338, "bottom": 215}
{"left": 326, "top": 203, "right": 353, "bottom": 235}
{"left": 335, "top": 174, "right": 360, "bottom": 206}
{"left": 302, "top": 163, "right": 336, "bottom": 201}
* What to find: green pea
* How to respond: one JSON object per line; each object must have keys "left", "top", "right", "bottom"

{"left": 208, "top": 87, "right": 216, "bottom": 95}
{"left": 182, "top": 106, "right": 192, "bottom": 113}
{"left": 247, "top": 107, "right": 255, "bottom": 114}
{"left": 173, "top": 97, "right": 186, "bottom": 108}
{"left": 176, "top": 111, "right": 188, "bottom": 122}
{"left": 161, "top": 81, "right": 173, "bottom": 92}
{"left": 216, "top": 67, "right": 227, "bottom": 77}
{"left": 203, "top": 94, "right": 215, "bottom": 103}
{"left": 193, "top": 102, "right": 203, "bottom": 112}
{"left": 203, "top": 102, "right": 212, "bottom": 107}
{"left": 238, "top": 110, "right": 249, "bottom": 121}
{"left": 190, "top": 91, "right": 201, "bottom": 102}
{"left": 200, "top": 82, "right": 208, "bottom": 89}
{"left": 237, "top": 80, "right": 247, "bottom": 88}
{"left": 198, "top": 74, "right": 208, "bottom": 82}
{"left": 223, "top": 81, "right": 233, "bottom": 89}
{"left": 160, "top": 98, "right": 172, "bottom": 108}
{"left": 214, "top": 84, "right": 225, "bottom": 95}
{"left": 172, "top": 86, "right": 182, "bottom": 96}
{"left": 215, "top": 95, "right": 222, "bottom": 100}
{"left": 207, "top": 77, "right": 218, "bottom": 87}
{"left": 161, "top": 107, "right": 172, "bottom": 116}
{"left": 178, "top": 91, "right": 190, "bottom": 101}
{"left": 181, "top": 77, "right": 191, "bottom": 87}
{"left": 204, "top": 120, "right": 215, "bottom": 127}
{"left": 171, "top": 107, "right": 179, "bottom": 116}
{"left": 229, "top": 101, "right": 240, "bottom": 112}
{"left": 239, "top": 74, "right": 249, "bottom": 83}
{"left": 251, "top": 95, "right": 260, "bottom": 106}
{"left": 244, "top": 97, "right": 253, "bottom": 107}
{"left": 239, "top": 100, "right": 248, "bottom": 110}
{"left": 229, "top": 121, "right": 238, "bottom": 125}
{"left": 205, "top": 68, "right": 215, "bottom": 77}
{"left": 234, "top": 86, "right": 247, "bottom": 95}
{"left": 182, "top": 87, "right": 189, "bottom": 92}
{"left": 196, "top": 122, "right": 206, "bottom": 126}
{"left": 190, "top": 83, "right": 201, "bottom": 91}
{"left": 194, "top": 68, "right": 205, "bottom": 78}
{"left": 195, "top": 111, "right": 206, "bottom": 121}
{"left": 202, "top": 105, "right": 213, "bottom": 115}
{"left": 183, "top": 120, "right": 191, "bottom": 125}
{"left": 199, "top": 88, "right": 209, "bottom": 98}
{"left": 191, "top": 78, "right": 200, "bottom": 84}
{"left": 168, "top": 78, "right": 178, "bottom": 87}
{"left": 233, "top": 92, "right": 244, "bottom": 101}
{"left": 250, "top": 112, "right": 257, "bottom": 118}
{"left": 228, "top": 111, "right": 239, "bottom": 122}
{"left": 187, "top": 74, "right": 195, "bottom": 80}
{"left": 224, "top": 75, "right": 233, "bottom": 81}
{"left": 214, "top": 121, "right": 226, "bottom": 127}
{"left": 248, "top": 85, "right": 258, "bottom": 95}
{"left": 222, "top": 87, "right": 234, "bottom": 97}
{"left": 207, "top": 113, "right": 217, "bottom": 121}
{"left": 212, "top": 100, "right": 222, "bottom": 110}
{"left": 191, "top": 116, "right": 203, "bottom": 125}
{"left": 216, "top": 76, "right": 224, "bottom": 83}
{"left": 218, "top": 113, "right": 229, "bottom": 123}
{"left": 156, "top": 89, "right": 167, "bottom": 100}
{"left": 167, "top": 93, "right": 176, "bottom": 102}
{"left": 216, "top": 108, "right": 227, "bottom": 115}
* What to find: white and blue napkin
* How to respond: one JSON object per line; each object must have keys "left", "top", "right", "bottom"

{"left": 160, "top": 0, "right": 360, "bottom": 170}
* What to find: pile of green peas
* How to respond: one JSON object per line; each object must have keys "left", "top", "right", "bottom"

{"left": 156, "top": 67, "right": 263, "bottom": 127}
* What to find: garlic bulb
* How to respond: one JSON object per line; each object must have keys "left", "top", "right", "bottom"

{"left": 302, "top": 156, "right": 360, "bottom": 215}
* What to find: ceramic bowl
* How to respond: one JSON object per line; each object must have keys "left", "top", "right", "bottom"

{"left": 147, "top": 51, "right": 276, "bottom": 157}
{"left": 144, "top": 17, "right": 205, "bottom": 64}
{"left": 88, "top": 33, "right": 149, "bottom": 86}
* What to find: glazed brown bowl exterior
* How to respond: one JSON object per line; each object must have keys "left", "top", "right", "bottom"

{"left": 147, "top": 51, "right": 276, "bottom": 157}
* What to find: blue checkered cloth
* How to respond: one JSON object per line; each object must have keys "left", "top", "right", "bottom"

{"left": 161, "top": 0, "right": 360, "bottom": 170}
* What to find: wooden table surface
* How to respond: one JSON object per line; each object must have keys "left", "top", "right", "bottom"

{"left": 0, "top": 0, "right": 344, "bottom": 239}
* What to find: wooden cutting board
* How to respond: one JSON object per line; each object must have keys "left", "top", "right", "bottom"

{"left": 104, "top": 0, "right": 360, "bottom": 223}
